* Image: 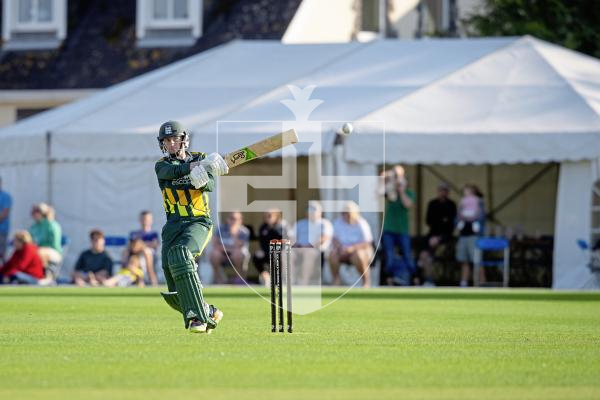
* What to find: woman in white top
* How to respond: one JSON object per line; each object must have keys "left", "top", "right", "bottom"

{"left": 329, "top": 202, "right": 374, "bottom": 288}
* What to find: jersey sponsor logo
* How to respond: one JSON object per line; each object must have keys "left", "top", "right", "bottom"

{"left": 172, "top": 175, "right": 192, "bottom": 186}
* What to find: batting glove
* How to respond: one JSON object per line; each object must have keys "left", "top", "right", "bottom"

{"left": 201, "top": 153, "right": 229, "bottom": 176}
{"left": 190, "top": 165, "right": 210, "bottom": 189}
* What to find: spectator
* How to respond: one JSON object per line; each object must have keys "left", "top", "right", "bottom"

{"left": 0, "top": 176, "right": 12, "bottom": 264}
{"left": 252, "top": 209, "right": 287, "bottom": 287}
{"left": 457, "top": 184, "right": 485, "bottom": 286}
{"left": 209, "top": 211, "right": 250, "bottom": 284}
{"left": 289, "top": 202, "right": 333, "bottom": 285}
{"left": 329, "top": 202, "right": 374, "bottom": 288}
{"left": 104, "top": 239, "right": 146, "bottom": 288}
{"left": 72, "top": 229, "right": 113, "bottom": 287}
{"left": 0, "top": 231, "right": 44, "bottom": 284}
{"left": 380, "top": 165, "right": 416, "bottom": 286}
{"left": 129, "top": 210, "right": 159, "bottom": 252}
{"left": 120, "top": 237, "right": 158, "bottom": 286}
{"left": 417, "top": 182, "right": 457, "bottom": 286}
{"left": 129, "top": 210, "right": 161, "bottom": 283}
{"left": 29, "top": 203, "right": 63, "bottom": 273}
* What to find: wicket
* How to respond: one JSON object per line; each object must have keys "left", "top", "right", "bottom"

{"left": 269, "top": 239, "right": 292, "bottom": 333}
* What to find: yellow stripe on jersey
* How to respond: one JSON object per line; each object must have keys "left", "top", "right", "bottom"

{"left": 162, "top": 189, "right": 175, "bottom": 213}
{"left": 165, "top": 188, "right": 176, "bottom": 204}
{"left": 189, "top": 189, "right": 208, "bottom": 216}
{"left": 176, "top": 190, "right": 189, "bottom": 206}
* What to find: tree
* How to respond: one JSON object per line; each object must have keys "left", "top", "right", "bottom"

{"left": 464, "top": 0, "right": 600, "bottom": 58}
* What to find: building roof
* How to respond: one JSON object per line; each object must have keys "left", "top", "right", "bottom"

{"left": 0, "top": 0, "right": 301, "bottom": 89}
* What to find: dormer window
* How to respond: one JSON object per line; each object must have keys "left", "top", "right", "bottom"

{"left": 2, "top": 0, "right": 67, "bottom": 50}
{"left": 137, "top": 0, "right": 203, "bottom": 48}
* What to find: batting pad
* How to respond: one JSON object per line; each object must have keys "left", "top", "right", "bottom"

{"left": 160, "top": 291, "right": 182, "bottom": 313}
{"left": 167, "top": 245, "right": 215, "bottom": 329}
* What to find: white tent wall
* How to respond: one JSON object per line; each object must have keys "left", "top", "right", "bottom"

{"left": 553, "top": 160, "right": 595, "bottom": 289}
{"left": 50, "top": 160, "right": 165, "bottom": 277}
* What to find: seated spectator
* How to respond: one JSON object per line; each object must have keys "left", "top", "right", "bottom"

{"left": 0, "top": 231, "right": 44, "bottom": 284}
{"left": 29, "top": 203, "right": 63, "bottom": 274}
{"left": 289, "top": 202, "right": 333, "bottom": 285}
{"left": 329, "top": 202, "right": 374, "bottom": 288}
{"left": 252, "top": 209, "right": 287, "bottom": 287}
{"left": 210, "top": 211, "right": 250, "bottom": 284}
{"left": 129, "top": 210, "right": 161, "bottom": 283}
{"left": 120, "top": 237, "right": 157, "bottom": 286}
{"left": 104, "top": 245, "right": 145, "bottom": 288}
{"left": 417, "top": 182, "right": 457, "bottom": 286}
{"left": 72, "top": 229, "right": 113, "bottom": 287}
{"left": 129, "top": 210, "right": 159, "bottom": 252}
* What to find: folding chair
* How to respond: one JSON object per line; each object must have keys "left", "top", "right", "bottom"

{"left": 104, "top": 236, "right": 128, "bottom": 275}
{"left": 473, "top": 237, "right": 510, "bottom": 287}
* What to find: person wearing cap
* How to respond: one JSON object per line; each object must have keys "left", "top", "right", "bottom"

{"left": 329, "top": 202, "right": 374, "bottom": 288}
{"left": 155, "top": 120, "right": 228, "bottom": 334}
{"left": 289, "top": 202, "right": 333, "bottom": 285}
{"left": 418, "top": 182, "right": 457, "bottom": 286}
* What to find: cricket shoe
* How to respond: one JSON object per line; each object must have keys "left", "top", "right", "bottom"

{"left": 206, "top": 305, "right": 224, "bottom": 335}
{"left": 189, "top": 319, "right": 208, "bottom": 334}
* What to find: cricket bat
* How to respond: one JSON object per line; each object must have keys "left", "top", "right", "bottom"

{"left": 223, "top": 129, "right": 299, "bottom": 169}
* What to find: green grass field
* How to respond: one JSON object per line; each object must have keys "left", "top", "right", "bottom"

{"left": 1, "top": 287, "right": 599, "bottom": 400}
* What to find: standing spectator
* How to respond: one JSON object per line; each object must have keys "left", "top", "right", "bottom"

{"left": 121, "top": 237, "right": 158, "bottom": 286}
{"left": 289, "top": 202, "right": 333, "bottom": 285}
{"left": 0, "top": 231, "right": 44, "bottom": 284}
{"left": 209, "top": 211, "right": 250, "bottom": 284}
{"left": 29, "top": 203, "right": 63, "bottom": 274}
{"left": 329, "top": 202, "right": 374, "bottom": 288}
{"left": 457, "top": 184, "right": 485, "bottom": 286}
{"left": 129, "top": 210, "right": 161, "bottom": 283}
{"left": 418, "top": 182, "right": 457, "bottom": 286}
{"left": 0, "top": 177, "right": 12, "bottom": 264}
{"left": 380, "top": 165, "right": 416, "bottom": 286}
{"left": 252, "top": 209, "right": 286, "bottom": 287}
{"left": 72, "top": 229, "right": 113, "bottom": 287}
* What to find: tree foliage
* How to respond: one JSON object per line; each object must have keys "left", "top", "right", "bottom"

{"left": 464, "top": 0, "right": 600, "bottom": 58}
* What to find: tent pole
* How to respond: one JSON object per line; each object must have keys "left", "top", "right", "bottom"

{"left": 416, "top": 164, "right": 422, "bottom": 238}
{"left": 487, "top": 164, "right": 493, "bottom": 232}
{"left": 46, "top": 131, "right": 53, "bottom": 205}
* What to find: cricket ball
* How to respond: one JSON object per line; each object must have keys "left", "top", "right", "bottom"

{"left": 341, "top": 122, "right": 353, "bottom": 135}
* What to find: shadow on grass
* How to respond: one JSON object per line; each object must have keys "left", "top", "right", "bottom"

{"left": 0, "top": 288, "right": 599, "bottom": 302}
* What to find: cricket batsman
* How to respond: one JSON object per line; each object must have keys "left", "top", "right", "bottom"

{"left": 156, "top": 120, "right": 228, "bottom": 333}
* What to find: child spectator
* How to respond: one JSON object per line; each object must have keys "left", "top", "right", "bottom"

{"left": 72, "top": 229, "right": 113, "bottom": 287}
{"left": 120, "top": 237, "right": 157, "bottom": 286}
{"left": 0, "top": 231, "right": 44, "bottom": 284}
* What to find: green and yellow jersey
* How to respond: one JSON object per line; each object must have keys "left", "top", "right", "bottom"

{"left": 155, "top": 151, "right": 214, "bottom": 225}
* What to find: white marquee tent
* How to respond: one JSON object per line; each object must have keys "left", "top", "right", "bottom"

{"left": 1, "top": 37, "right": 599, "bottom": 288}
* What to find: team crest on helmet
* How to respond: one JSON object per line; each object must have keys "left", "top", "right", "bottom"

{"left": 165, "top": 125, "right": 173, "bottom": 135}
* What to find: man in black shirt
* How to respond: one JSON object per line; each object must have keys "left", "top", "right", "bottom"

{"left": 72, "top": 229, "right": 113, "bottom": 287}
{"left": 418, "top": 182, "right": 457, "bottom": 285}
